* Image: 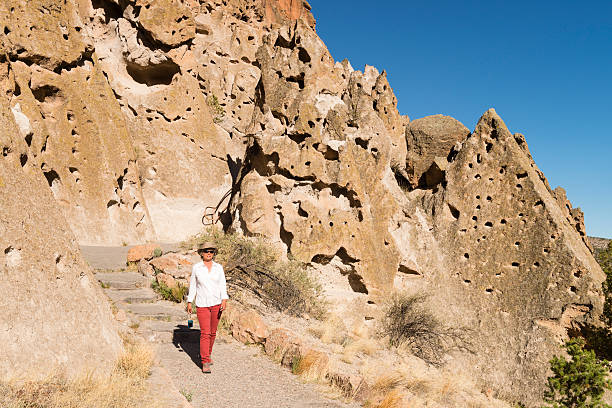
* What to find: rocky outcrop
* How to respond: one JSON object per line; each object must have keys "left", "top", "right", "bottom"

{"left": 0, "top": 0, "right": 606, "bottom": 405}
{"left": 0, "top": 62, "right": 121, "bottom": 378}
{"left": 405, "top": 114, "right": 470, "bottom": 188}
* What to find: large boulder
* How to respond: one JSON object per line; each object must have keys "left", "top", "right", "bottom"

{"left": 405, "top": 114, "right": 470, "bottom": 188}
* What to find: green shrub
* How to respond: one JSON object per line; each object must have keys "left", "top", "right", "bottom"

{"left": 543, "top": 338, "right": 611, "bottom": 408}
{"left": 152, "top": 247, "right": 163, "bottom": 258}
{"left": 183, "top": 228, "right": 324, "bottom": 318}
{"left": 596, "top": 242, "right": 612, "bottom": 327}
{"left": 378, "top": 292, "right": 470, "bottom": 366}
{"left": 206, "top": 94, "right": 225, "bottom": 124}
{"left": 151, "top": 280, "right": 187, "bottom": 303}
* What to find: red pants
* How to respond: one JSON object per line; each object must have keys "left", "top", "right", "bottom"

{"left": 196, "top": 304, "right": 221, "bottom": 365}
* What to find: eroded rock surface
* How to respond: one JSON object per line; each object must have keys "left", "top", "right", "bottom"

{"left": 0, "top": 62, "right": 121, "bottom": 379}
{"left": 0, "top": 0, "right": 606, "bottom": 404}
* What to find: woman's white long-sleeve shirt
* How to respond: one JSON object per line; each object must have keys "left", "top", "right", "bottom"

{"left": 186, "top": 261, "right": 229, "bottom": 307}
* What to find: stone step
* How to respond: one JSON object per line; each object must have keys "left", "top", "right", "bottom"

{"left": 120, "top": 302, "right": 187, "bottom": 321}
{"left": 96, "top": 272, "right": 150, "bottom": 290}
{"left": 106, "top": 288, "right": 157, "bottom": 304}
{"left": 139, "top": 320, "right": 201, "bottom": 344}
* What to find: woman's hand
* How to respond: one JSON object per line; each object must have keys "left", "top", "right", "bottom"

{"left": 187, "top": 302, "right": 192, "bottom": 314}
{"left": 220, "top": 299, "right": 227, "bottom": 311}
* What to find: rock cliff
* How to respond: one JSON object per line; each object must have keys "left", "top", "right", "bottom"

{"left": 0, "top": 0, "right": 606, "bottom": 404}
{"left": 0, "top": 58, "right": 121, "bottom": 378}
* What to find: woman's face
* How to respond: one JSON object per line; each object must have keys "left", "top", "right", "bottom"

{"left": 199, "top": 249, "right": 215, "bottom": 262}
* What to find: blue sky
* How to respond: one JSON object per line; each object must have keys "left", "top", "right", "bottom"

{"left": 310, "top": 0, "right": 611, "bottom": 238}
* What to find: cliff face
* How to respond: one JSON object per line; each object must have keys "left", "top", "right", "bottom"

{"left": 0, "top": 59, "right": 121, "bottom": 378}
{"left": 0, "top": 0, "right": 606, "bottom": 403}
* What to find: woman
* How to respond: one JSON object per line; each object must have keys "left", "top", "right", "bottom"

{"left": 186, "top": 241, "right": 228, "bottom": 373}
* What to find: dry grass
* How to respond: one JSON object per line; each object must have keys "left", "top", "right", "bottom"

{"left": 308, "top": 314, "right": 348, "bottom": 344}
{"left": 373, "top": 389, "right": 404, "bottom": 408}
{"left": 342, "top": 337, "right": 378, "bottom": 363}
{"left": 0, "top": 340, "right": 157, "bottom": 408}
{"left": 293, "top": 350, "right": 330, "bottom": 383}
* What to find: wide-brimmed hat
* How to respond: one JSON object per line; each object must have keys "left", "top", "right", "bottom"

{"left": 197, "top": 241, "right": 217, "bottom": 251}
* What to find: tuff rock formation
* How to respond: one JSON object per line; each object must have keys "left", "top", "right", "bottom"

{"left": 0, "top": 61, "right": 121, "bottom": 378}
{"left": 0, "top": 0, "right": 606, "bottom": 405}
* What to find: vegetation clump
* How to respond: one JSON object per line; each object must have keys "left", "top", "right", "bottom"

{"left": 151, "top": 280, "right": 188, "bottom": 303}
{"left": 543, "top": 337, "right": 611, "bottom": 408}
{"left": 183, "top": 228, "right": 324, "bottom": 318}
{"left": 596, "top": 241, "right": 612, "bottom": 327}
{"left": 0, "top": 339, "right": 156, "bottom": 408}
{"left": 378, "top": 292, "right": 469, "bottom": 365}
{"left": 206, "top": 94, "right": 225, "bottom": 124}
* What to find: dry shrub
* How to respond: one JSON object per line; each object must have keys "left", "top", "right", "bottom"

{"left": 342, "top": 337, "right": 378, "bottom": 363}
{"left": 114, "top": 342, "right": 154, "bottom": 379}
{"left": 374, "top": 389, "right": 404, "bottom": 408}
{"left": 0, "top": 340, "right": 156, "bottom": 408}
{"left": 292, "top": 351, "right": 330, "bottom": 382}
{"left": 308, "top": 314, "right": 348, "bottom": 344}
{"left": 379, "top": 292, "right": 471, "bottom": 366}
{"left": 184, "top": 228, "right": 325, "bottom": 318}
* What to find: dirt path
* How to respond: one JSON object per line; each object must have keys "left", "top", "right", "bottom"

{"left": 82, "top": 245, "right": 357, "bottom": 408}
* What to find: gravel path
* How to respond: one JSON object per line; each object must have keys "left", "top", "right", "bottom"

{"left": 82, "top": 245, "right": 357, "bottom": 408}
{"left": 158, "top": 334, "right": 355, "bottom": 408}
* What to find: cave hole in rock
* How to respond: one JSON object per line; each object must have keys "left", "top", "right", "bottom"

{"left": 107, "top": 199, "right": 119, "bottom": 208}
{"left": 574, "top": 270, "right": 582, "bottom": 278}
{"left": 20, "top": 154, "right": 27, "bottom": 166}
{"left": 279, "top": 221, "right": 294, "bottom": 252}
{"left": 398, "top": 265, "right": 420, "bottom": 276}
{"left": 265, "top": 182, "right": 281, "bottom": 194}
{"left": 474, "top": 174, "right": 481, "bottom": 180}
{"left": 2, "top": 147, "right": 10, "bottom": 157}
{"left": 511, "top": 262, "right": 520, "bottom": 267}
{"left": 569, "top": 286, "right": 577, "bottom": 294}
{"left": 533, "top": 261, "right": 540, "bottom": 267}
{"left": 4, "top": 246, "right": 13, "bottom": 254}
{"left": 448, "top": 203, "right": 460, "bottom": 220}
{"left": 126, "top": 60, "right": 180, "bottom": 86}
{"left": 484, "top": 221, "right": 493, "bottom": 228}
{"left": 322, "top": 146, "right": 339, "bottom": 161}
{"left": 355, "top": 137, "right": 368, "bottom": 150}
{"left": 13, "top": 81, "right": 21, "bottom": 97}
{"left": 463, "top": 279, "right": 471, "bottom": 284}
{"left": 468, "top": 163, "right": 473, "bottom": 168}
{"left": 500, "top": 218, "right": 507, "bottom": 225}
{"left": 43, "top": 169, "right": 60, "bottom": 188}
{"left": 4, "top": 27, "right": 9, "bottom": 35}
{"left": 288, "top": 133, "right": 309, "bottom": 145}
{"left": 516, "top": 183, "right": 522, "bottom": 189}
{"left": 476, "top": 205, "right": 481, "bottom": 210}
{"left": 477, "top": 153, "right": 482, "bottom": 163}
{"left": 297, "top": 205, "right": 308, "bottom": 217}
{"left": 485, "top": 288, "right": 494, "bottom": 293}
{"left": 463, "top": 253, "right": 469, "bottom": 259}
{"left": 472, "top": 216, "right": 477, "bottom": 221}
{"left": 298, "top": 47, "right": 311, "bottom": 63}
{"left": 486, "top": 142, "right": 493, "bottom": 153}
{"left": 515, "top": 241, "right": 520, "bottom": 247}
{"left": 486, "top": 196, "right": 492, "bottom": 202}
{"left": 32, "top": 85, "right": 61, "bottom": 103}
{"left": 534, "top": 200, "right": 544, "bottom": 208}
{"left": 516, "top": 172, "right": 528, "bottom": 179}
{"left": 91, "top": 0, "right": 122, "bottom": 23}
{"left": 286, "top": 73, "right": 305, "bottom": 90}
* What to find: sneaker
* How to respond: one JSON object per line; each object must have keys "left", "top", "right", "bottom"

{"left": 202, "top": 362, "right": 211, "bottom": 373}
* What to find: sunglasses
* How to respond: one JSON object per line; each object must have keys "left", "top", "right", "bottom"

{"left": 199, "top": 249, "right": 215, "bottom": 254}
